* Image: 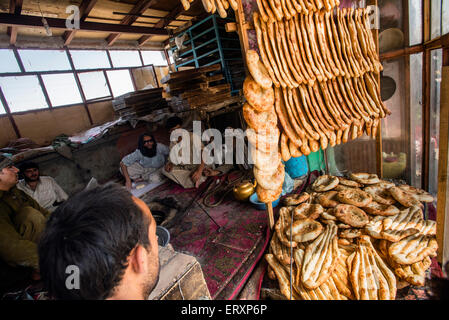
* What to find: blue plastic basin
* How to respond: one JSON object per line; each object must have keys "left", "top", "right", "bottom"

{"left": 249, "top": 192, "right": 280, "bottom": 210}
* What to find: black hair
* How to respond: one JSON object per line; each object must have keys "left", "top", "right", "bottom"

{"left": 38, "top": 183, "right": 152, "bottom": 300}
{"left": 19, "top": 161, "right": 39, "bottom": 172}
{"left": 165, "top": 116, "right": 183, "bottom": 131}
{"left": 138, "top": 133, "right": 157, "bottom": 158}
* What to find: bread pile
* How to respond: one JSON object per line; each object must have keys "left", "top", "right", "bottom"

{"left": 183, "top": 0, "right": 239, "bottom": 18}
{"left": 253, "top": 1, "right": 390, "bottom": 160}
{"left": 265, "top": 173, "right": 438, "bottom": 300}
{"left": 243, "top": 50, "right": 285, "bottom": 204}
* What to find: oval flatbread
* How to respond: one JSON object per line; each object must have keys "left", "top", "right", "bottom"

{"left": 364, "top": 185, "right": 396, "bottom": 205}
{"left": 315, "top": 190, "right": 340, "bottom": 208}
{"left": 398, "top": 184, "right": 434, "bottom": 203}
{"left": 243, "top": 76, "right": 274, "bottom": 112}
{"left": 283, "top": 192, "right": 310, "bottom": 206}
{"left": 388, "top": 234, "right": 438, "bottom": 265}
{"left": 337, "top": 189, "right": 373, "bottom": 207}
{"left": 293, "top": 203, "right": 324, "bottom": 220}
{"left": 349, "top": 173, "right": 381, "bottom": 185}
{"left": 389, "top": 186, "right": 422, "bottom": 207}
{"left": 246, "top": 50, "right": 273, "bottom": 89}
{"left": 338, "top": 176, "right": 363, "bottom": 188}
{"left": 254, "top": 162, "right": 285, "bottom": 190}
{"left": 286, "top": 218, "right": 324, "bottom": 243}
{"left": 362, "top": 201, "right": 400, "bottom": 216}
{"left": 334, "top": 204, "right": 369, "bottom": 228}
{"left": 311, "top": 175, "right": 339, "bottom": 192}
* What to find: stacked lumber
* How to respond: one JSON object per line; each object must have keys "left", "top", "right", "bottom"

{"left": 112, "top": 88, "right": 168, "bottom": 119}
{"left": 163, "top": 64, "right": 236, "bottom": 111}
{"left": 266, "top": 173, "right": 438, "bottom": 300}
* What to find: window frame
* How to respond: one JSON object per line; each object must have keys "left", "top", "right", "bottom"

{"left": 0, "top": 47, "right": 161, "bottom": 116}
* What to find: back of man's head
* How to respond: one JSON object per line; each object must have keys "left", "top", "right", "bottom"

{"left": 38, "top": 183, "right": 151, "bottom": 300}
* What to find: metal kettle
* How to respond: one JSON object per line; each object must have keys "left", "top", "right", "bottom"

{"left": 233, "top": 179, "right": 257, "bottom": 201}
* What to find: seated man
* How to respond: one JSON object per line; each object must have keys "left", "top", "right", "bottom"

{"left": 120, "top": 133, "right": 169, "bottom": 190}
{"left": 162, "top": 116, "right": 222, "bottom": 189}
{"left": 0, "top": 155, "right": 50, "bottom": 277}
{"left": 17, "top": 162, "right": 68, "bottom": 213}
{"left": 38, "top": 183, "right": 160, "bottom": 300}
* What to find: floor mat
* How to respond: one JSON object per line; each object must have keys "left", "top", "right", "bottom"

{"left": 141, "top": 179, "right": 269, "bottom": 299}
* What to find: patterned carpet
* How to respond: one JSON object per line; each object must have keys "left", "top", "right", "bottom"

{"left": 141, "top": 175, "right": 270, "bottom": 300}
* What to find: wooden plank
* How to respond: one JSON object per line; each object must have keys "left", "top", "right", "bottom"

{"left": 63, "top": 0, "right": 99, "bottom": 45}
{"left": 7, "top": 0, "right": 22, "bottom": 45}
{"left": 422, "top": 0, "right": 431, "bottom": 191}
{"left": 380, "top": 45, "right": 424, "bottom": 61}
{"left": 0, "top": 13, "right": 168, "bottom": 36}
{"left": 367, "top": 0, "right": 383, "bottom": 178}
{"left": 161, "top": 64, "right": 222, "bottom": 83}
{"left": 436, "top": 55, "right": 449, "bottom": 264}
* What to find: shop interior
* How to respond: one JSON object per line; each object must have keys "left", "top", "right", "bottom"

{"left": 0, "top": 0, "right": 448, "bottom": 300}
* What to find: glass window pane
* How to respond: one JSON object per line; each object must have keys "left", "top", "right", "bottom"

{"left": 70, "top": 50, "right": 111, "bottom": 70}
{"left": 0, "top": 76, "right": 48, "bottom": 112}
{"left": 109, "top": 50, "right": 142, "bottom": 68}
{"left": 409, "top": 0, "right": 422, "bottom": 46}
{"left": 42, "top": 73, "right": 83, "bottom": 107}
{"left": 429, "top": 49, "right": 443, "bottom": 199}
{"left": 443, "top": 0, "right": 449, "bottom": 35}
{"left": 0, "top": 49, "right": 20, "bottom": 73}
{"left": 78, "top": 71, "right": 110, "bottom": 100}
{"left": 381, "top": 57, "right": 410, "bottom": 182}
{"left": 106, "top": 70, "right": 134, "bottom": 97}
{"left": 379, "top": 0, "right": 405, "bottom": 53}
{"left": 141, "top": 51, "right": 167, "bottom": 66}
{"left": 431, "top": 0, "right": 442, "bottom": 39}
{"left": 410, "top": 53, "right": 423, "bottom": 188}
{"left": 19, "top": 49, "right": 71, "bottom": 72}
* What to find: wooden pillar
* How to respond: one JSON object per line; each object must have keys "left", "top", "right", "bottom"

{"left": 421, "top": 0, "right": 431, "bottom": 191}
{"left": 367, "top": 0, "right": 383, "bottom": 178}
{"left": 436, "top": 47, "right": 449, "bottom": 265}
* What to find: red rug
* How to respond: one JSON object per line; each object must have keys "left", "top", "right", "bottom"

{"left": 141, "top": 177, "right": 270, "bottom": 299}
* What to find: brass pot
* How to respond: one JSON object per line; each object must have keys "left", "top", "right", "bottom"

{"left": 233, "top": 180, "right": 257, "bottom": 201}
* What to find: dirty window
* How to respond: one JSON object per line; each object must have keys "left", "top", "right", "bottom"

{"left": 106, "top": 69, "right": 135, "bottom": 98}
{"left": 0, "top": 76, "right": 48, "bottom": 112}
{"left": 41, "top": 73, "right": 83, "bottom": 107}
{"left": 0, "top": 49, "right": 20, "bottom": 73}
{"left": 109, "top": 50, "right": 142, "bottom": 68}
{"left": 70, "top": 50, "right": 111, "bottom": 70}
{"left": 78, "top": 71, "right": 111, "bottom": 101}
{"left": 18, "top": 49, "right": 71, "bottom": 72}
{"left": 141, "top": 51, "right": 167, "bottom": 66}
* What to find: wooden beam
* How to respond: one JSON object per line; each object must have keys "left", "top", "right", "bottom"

{"left": 380, "top": 44, "right": 424, "bottom": 61}
{"left": 436, "top": 48, "right": 449, "bottom": 265}
{"left": 106, "top": 0, "right": 159, "bottom": 46}
{"left": 7, "top": 0, "right": 23, "bottom": 45}
{"left": 63, "top": 0, "right": 98, "bottom": 46}
{"left": 422, "top": 0, "right": 431, "bottom": 191}
{"left": 138, "top": 1, "right": 194, "bottom": 47}
{"left": 0, "top": 13, "right": 168, "bottom": 36}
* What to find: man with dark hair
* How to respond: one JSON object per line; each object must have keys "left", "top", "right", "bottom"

{"left": 0, "top": 155, "right": 50, "bottom": 277}
{"left": 38, "top": 183, "right": 160, "bottom": 300}
{"left": 17, "top": 162, "right": 68, "bottom": 212}
{"left": 120, "top": 133, "right": 169, "bottom": 190}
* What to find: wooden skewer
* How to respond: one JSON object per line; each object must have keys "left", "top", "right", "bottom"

{"left": 267, "top": 202, "right": 275, "bottom": 230}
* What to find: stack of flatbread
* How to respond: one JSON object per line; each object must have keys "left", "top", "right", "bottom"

{"left": 265, "top": 172, "right": 438, "bottom": 300}
{"left": 252, "top": 2, "right": 390, "bottom": 160}
{"left": 243, "top": 50, "right": 285, "bottom": 204}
